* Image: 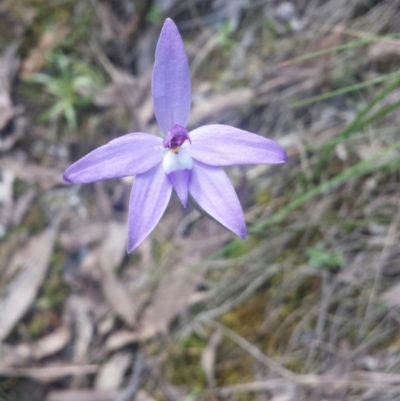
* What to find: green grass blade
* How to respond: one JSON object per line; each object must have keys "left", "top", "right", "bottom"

{"left": 314, "top": 73, "right": 400, "bottom": 175}
{"left": 252, "top": 140, "right": 400, "bottom": 233}
{"left": 360, "top": 99, "right": 400, "bottom": 127}
{"left": 289, "top": 71, "right": 400, "bottom": 108}
{"left": 279, "top": 33, "right": 400, "bottom": 66}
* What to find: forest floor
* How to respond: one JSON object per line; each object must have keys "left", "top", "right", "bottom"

{"left": 1, "top": 0, "right": 400, "bottom": 400}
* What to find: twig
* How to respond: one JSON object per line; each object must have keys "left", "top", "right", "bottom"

{"left": 358, "top": 202, "right": 400, "bottom": 340}
{"left": 208, "top": 320, "right": 298, "bottom": 382}
{"left": 116, "top": 350, "right": 145, "bottom": 401}
{"left": 302, "top": 270, "right": 331, "bottom": 373}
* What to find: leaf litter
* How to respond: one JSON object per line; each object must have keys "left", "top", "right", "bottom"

{"left": 2, "top": 0, "right": 400, "bottom": 400}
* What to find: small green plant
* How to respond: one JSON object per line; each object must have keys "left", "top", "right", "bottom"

{"left": 146, "top": 5, "right": 162, "bottom": 25}
{"left": 306, "top": 242, "right": 344, "bottom": 271}
{"left": 216, "top": 21, "right": 236, "bottom": 56}
{"left": 25, "top": 51, "right": 104, "bottom": 130}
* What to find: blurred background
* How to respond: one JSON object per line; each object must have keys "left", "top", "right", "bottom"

{"left": 1, "top": 0, "right": 400, "bottom": 400}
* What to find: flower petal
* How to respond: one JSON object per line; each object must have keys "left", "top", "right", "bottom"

{"left": 127, "top": 162, "right": 172, "bottom": 253}
{"left": 189, "top": 125, "right": 287, "bottom": 166}
{"left": 63, "top": 133, "right": 163, "bottom": 183}
{"left": 167, "top": 169, "right": 191, "bottom": 207}
{"left": 163, "top": 148, "right": 193, "bottom": 207}
{"left": 152, "top": 18, "right": 191, "bottom": 134}
{"left": 189, "top": 160, "right": 246, "bottom": 239}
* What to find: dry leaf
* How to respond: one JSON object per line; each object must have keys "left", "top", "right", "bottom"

{"left": 100, "top": 271, "right": 136, "bottom": 327}
{"left": 201, "top": 329, "right": 222, "bottom": 388}
{"left": 104, "top": 330, "right": 139, "bottom": 352}
{"left": 60, "top": 222, "right": 107, "bottom": 252}
{"left": 31, "top": 325, "right": 71, "bottom": 359}
{"left": 0, "top": 231, "right": 27, "bottom": 284}
{"left": 0, "top": 364, "right": 99, "bottom": 382}
{"left": 0, "top": 44, "right": 19, "bottom": 131}
{"left": 188, "top": 88, "right": 253, "bottom": 129}
{"left": 73, "top": 307, "right": 93, "bottom": 363}
{"left": 81, "top": 222, "right": 136, "bottom": 327}
{"left": 97, "top": 223, "right": 135, "bottom": 326}
{"left": 134, "top": 218, "right": 232, "bottom": 339}
{"left": 46, "top": 390, "right": 118, "bottom": 401}
{"left": 1, "top": 157, "right": 64, "bottom": 190}
{"left": 0, "top": 326, "right": 71, "bottom": 368}
{"left": 0, "top": 167, "right": 14, "bottom": 229}
{"left": 11, "top": 188, "right": 36, "bottom": 226}
{"left": 137, "top": 262, "right": 199, "bottom": 336}
{"left": 217, "top": 379, "right": 298, "bottom": 400}
{"left": 368, "top": 39, "right": 400, "bottom": 61}
{"left": 46, "top": 389, "right": 154, "bottom": 401}
{"left": 0, "top": 227, "right": 56, "bottom": 340}
{"left": 94, "top": 351, "right": 132, "bottom": 390}
{"left": 21, "top": 24, "right": 68, "bottom": 77}
{"left": 104, "top": 326, "right": 162, "bottom": 352}
{"left": 381, "top": 283, "right": 400, "bottom": 308}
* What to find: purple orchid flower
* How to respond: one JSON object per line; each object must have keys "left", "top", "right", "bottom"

{"left": 63, "top": 18, "right": 287, "bottom": 253}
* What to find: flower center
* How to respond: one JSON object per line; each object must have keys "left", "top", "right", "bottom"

{"left": 163, "top": 124, "right": 191, "bottom": 153}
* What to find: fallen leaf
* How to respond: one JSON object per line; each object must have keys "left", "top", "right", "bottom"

{"left": 104, "top": 328, "right": 159, "bottom": 353}
{"left": 21, "top": 24, "right": 68, "bottom": 77}
{"left": 0, "top": 44, "right": 19, "bottom": 130}
{"left": 94, "top": 351, "right": 132, "bottom": 390}
{"left": 46, "top": 389, "right": 154, "bottom": 401}
{"left": 59, "top": 222, "right": 107, "bottom": 252}
{"left": 368, "top": 39, "right": 400, "bottom": 61}
{"left": 138, "top": 262, "right": 200, "bottom": 335}
{"left": 0, "top": 364, "right": 99, "bottom": 382}
{"left": 80, "top": 222, "right": 136, "bottom": 327}
{"left": 11, "top": 188, "right": 36, "bottom": 227}
{"left": 0, "top": 231, "right": 27, "bottom": 285}
{"left": 0, "top": 227, "right": 57, "bottom": 340}
{"left": 0, "top": 326, "right": 71, "bottom": 368}
{"left": 132, "top": 216, "right": 233, "bottom": 340}
{"left": 188, "top": 88, "right": 253, "bottom": 129}
{"left": 0, "top": 167, "right": 14, "bottom": 229}
{"left": 381, "top": 283, "right": 400, "bottom": 309}
{"left": 73, "top": 307, "right": 94, "bottom": 363}
{"left": 201, "top": 329, "right": 222, "bottom": 388}
{"left": 1, "top": 157, "right": 64, "bottom": 190}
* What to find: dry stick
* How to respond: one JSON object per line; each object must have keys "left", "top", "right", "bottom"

{"left": 0, "top": 365, "right": 99, "bottom": 381}
{"left": 88, "top": 36, "right": 141, "bottom": 130}
{"left": 208, "top": 320, "right": 298, "bottom": 382}
{"left": 116, "top": 351, "right": 145, "bottom": 401}
{"left": 302, "top": 270, "right": 332, "bottom": 373}
{"left": 207, "top": 321, "right": 400, "bottom": 391}
{"left": 357, "top": 203, "right": 400, "bottom": 341}
{"left": 191, "top": 266, "right": 281, "bottom": 326}
{"left": 216, "top": 379, "right": 297, "bottom": 397}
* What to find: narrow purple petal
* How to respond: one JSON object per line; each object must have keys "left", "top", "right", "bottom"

{"left": 63, "top": 133, "right": 163, "bottom": 183}
{"left": 189, "top": 160, "right": 246, "bottom": 239}
{"left": 152, "top": 19, "right": 191, "bottom": 134}
{"left": 189, "top": 125, "right": 287, "bottom": 166}
{"left": 127, "top": 163, "right": 172, "bottom": 253}
{"left": 167, "top": 169, "right": 191, "bottom": 207}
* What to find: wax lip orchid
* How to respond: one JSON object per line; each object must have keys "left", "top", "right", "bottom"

{"left": 63, "top": 18, "right": 287, "bottom": 253}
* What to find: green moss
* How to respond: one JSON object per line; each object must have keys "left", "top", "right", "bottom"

{"left": 13, "top": 179, "right": 29, "bottom": 198}
{"left": 221, "top": 292, "right": 267, "bottom": 341}
{"left": 0, "top": 377, "right": 20, "bottom": 401}
{"left": 163, "top": 334, "right": 207, "bottom": 389}
{"left": 255, "top": 187, "right": 272, "bottom": 205}
{"left": 35, "top": 247, "right": 68, "bottom": 312}
{"left": 21, "top": 202, "right": 45, "bottom": 235}
{"left": 26, "top": 309, "right": 60, "bottom": 338}
{"left": 216, "top": 351, "right": 253, "bottom": 387}
{"left": 11, "top": 0, "right": 93, "bottom": 56}
{"left": 26, "top": 247, "right": 68, "bottom": 338}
